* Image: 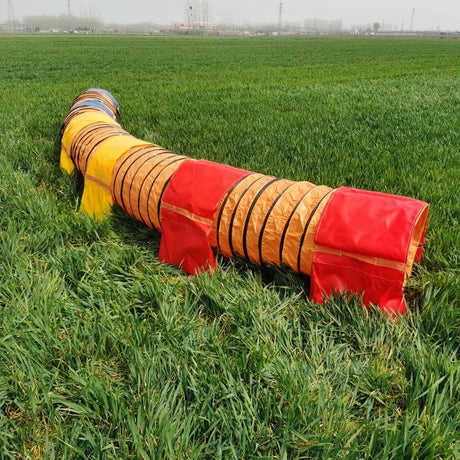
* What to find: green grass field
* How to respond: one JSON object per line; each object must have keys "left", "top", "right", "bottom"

{"left": 0, "top": 35, "right": 459, "bottom": 458}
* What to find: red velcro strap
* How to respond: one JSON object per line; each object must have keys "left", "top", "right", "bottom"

{"left": 310, "top": 187, "right": 428, "bottom": 314}
{"left": 158, "top": 159, "right": 249, "bottom": 275}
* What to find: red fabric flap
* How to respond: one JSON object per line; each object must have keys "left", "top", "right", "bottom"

{"left": 158, "top": 159, "right": 249, "bottom": 275}
{"left": 315, "top": 187, "right": 427, "bottom": 263}
{"left": 310, "top": 187, "right": 429, "bottom": 314}
{"left": 162, "top": 159, "right": 249, "bottom": 218}
{"left": 159, "top": 208, "right": 216, "bottom": 275}
{"left": 310, "top": 251, "right": 406, "bottom": 315}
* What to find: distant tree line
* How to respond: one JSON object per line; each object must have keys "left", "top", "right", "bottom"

{"left": 23, "top": 14, "right": 103, "bottom": 32}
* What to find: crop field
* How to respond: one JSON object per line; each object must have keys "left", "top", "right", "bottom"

{"left": 0, "top": 35, "right": 459, "bottom": 458}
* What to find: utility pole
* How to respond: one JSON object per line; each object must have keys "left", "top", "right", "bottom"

{"left": 409, "top": 5, "right": 415, "bottom": 31}
{"left": 67, "top": 0, "right": 73, "bottom": 31}
{"left": 278, "top": 1, "right": 283, "bottom": 32}
{"left": 185, "top": 0, "right": 195, "bottom": 35}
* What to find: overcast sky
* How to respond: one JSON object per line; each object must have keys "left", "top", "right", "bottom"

{"left": 2, "top": 0, "right": 459, "bottom": 30}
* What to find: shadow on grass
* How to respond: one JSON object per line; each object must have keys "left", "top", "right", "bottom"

{"left": 218, "top": 253, "right": 309, "bottom": 297}
{"left": 109, "top": 203, "right": 309, "bottom": 302}
{"left": 110, "top": 205, "right": 162, "bottom": 254}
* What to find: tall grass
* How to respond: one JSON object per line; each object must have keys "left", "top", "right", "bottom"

{"left": 0, "top": 35, "right": 458, "bottom": 458}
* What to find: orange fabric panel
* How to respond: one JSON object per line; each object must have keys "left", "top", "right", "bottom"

{"left": 112, "top": 146, "right": 186, "bottom": 231}
{"left": 297, "top": 189, "right": 335, "bottom": 275}
{"left": 242, "top": 178, "right": 294, "bottom": 264}
{"left": 212, "top": 174, "right": 269, "bottom": 258}
{"left": 112, "top": 146, "right": 169, "bottom": 220}
{"left": 112, "top": 146, "right": 166, "bottom": 214}
{"left": 406, "top": 205, "right": 429, "bottom": 276}
{"left": 226, "top": 175, "right": 277, "bottom": 258}
{"left": 211, "top": 178, "right": 331, "bottom": 276}
{"left": 211, "top": 173, "right": 260, "bottom": 257}
{"left": 258, "top": 181, "right": 315, "bottom": 266}
{"left": 281, "top": 185, "right": 333, "bottom": 275}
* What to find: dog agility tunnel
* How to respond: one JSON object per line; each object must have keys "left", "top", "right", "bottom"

{"left": 60, "top": 89, "right": 429, "bottom": 315}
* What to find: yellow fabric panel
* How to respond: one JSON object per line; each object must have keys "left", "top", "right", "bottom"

{"left": 80, "top": 179, "right": 112, "bottom": 219}
{"left": 75, "top": 127, "right": 130, "bottom": 174}
{"left": 81, "top": 136, "right": 153, "bottom": 219}
{"left": 60, "top": 147, "right": 76, "bottom": 175}
{"left": 86, "top": 136, "right": 153, "bottom": 187}
{"left": 61, "top": 111, "right": 118, "bottom": 159}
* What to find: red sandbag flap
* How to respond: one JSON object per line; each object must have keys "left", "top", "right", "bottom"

{"left": 310, "top": 251, "right": 406, "bottom": 314}
{"left": 310, "top": 187, "right": 428, "bottom": 315}
{"left": 158, "top": 159, "right": 249, "bottom": 274}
